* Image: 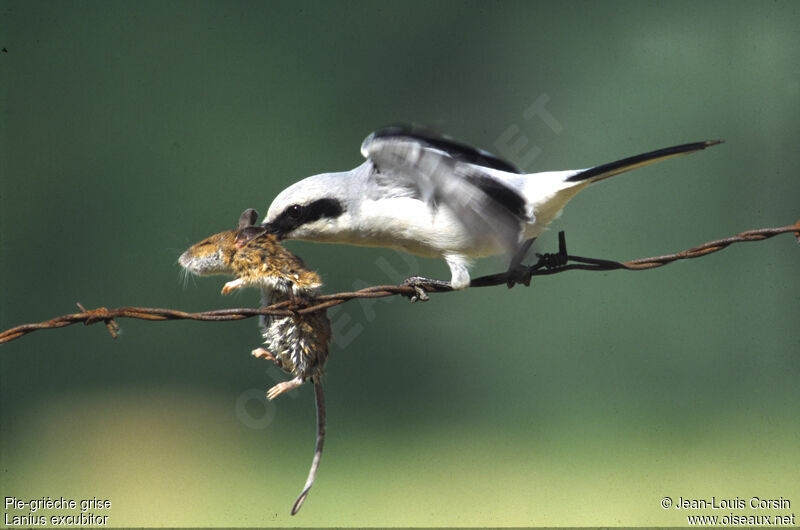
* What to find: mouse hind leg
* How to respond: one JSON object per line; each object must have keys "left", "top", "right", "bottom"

{"left": 267, "top": 376, "right": 304, "bottom": 400}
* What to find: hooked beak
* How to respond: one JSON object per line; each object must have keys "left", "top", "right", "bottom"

{"left": 261, "top": 221, "right": 288, "bottom": 240}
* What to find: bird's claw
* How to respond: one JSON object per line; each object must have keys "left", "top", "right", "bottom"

{"left": 408, "top": 285, "right": 429, "bottom": 302}
{"left": 505, "top": 231, "right": 570, "bottom": 287}
{"left": 505, "top": 265, "right": 533, "bottom": 288}
{"left": 402, "top": 276, "right": 448, "bottom": 302}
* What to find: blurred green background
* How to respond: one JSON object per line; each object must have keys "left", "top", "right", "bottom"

{"left": 1, "top": 1, "right": 798, "bottom": 526}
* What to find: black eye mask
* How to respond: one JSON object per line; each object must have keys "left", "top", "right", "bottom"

{"left": 265, "top": 198, "right": 345, "bottom": 238}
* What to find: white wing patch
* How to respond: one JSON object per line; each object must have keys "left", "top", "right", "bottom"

{"left": 361, "top": 129, "right": 530, "bottom": 258}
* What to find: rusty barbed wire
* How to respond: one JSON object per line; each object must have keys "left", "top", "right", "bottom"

{"left": 1, "top": 220, "right": 798, "bottom": 345}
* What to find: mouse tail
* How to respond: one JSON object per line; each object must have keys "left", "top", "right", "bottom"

{"left": 291, "top": 376, "right": 326, "bottom": 515}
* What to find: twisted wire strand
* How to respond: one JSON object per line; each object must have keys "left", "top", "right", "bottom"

{"left": 2, "top": 220, "right": 798, "bottom": 345}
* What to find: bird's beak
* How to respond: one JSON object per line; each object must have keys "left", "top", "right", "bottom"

{"left": 261, "top": 222, "right": 287, "bottom": 240}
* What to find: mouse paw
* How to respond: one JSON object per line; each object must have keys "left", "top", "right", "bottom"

{"left": 266, "top": 376, "right": 304, "bottom": 400}
{"left": 252, "top": 347, "right": 276, "bottom": 361}
{"left": 221, "top": 278, "right": 244, "bottom": 295}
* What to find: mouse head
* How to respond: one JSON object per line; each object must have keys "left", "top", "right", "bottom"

{"left": 179, "top": 208, "right": 265, "bottom": 276}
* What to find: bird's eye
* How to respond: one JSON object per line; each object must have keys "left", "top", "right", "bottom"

{"left": 287, "top": 204, "right": 302, "bottom": 219}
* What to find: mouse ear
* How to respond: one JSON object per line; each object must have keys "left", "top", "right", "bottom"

{"left": 238, "top": 208, "right": 260, "bottom": 229}
{"left": 235, "top": 225, "right": 267, "bottom": 247}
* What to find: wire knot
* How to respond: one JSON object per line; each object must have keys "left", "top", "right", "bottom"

{"left": 76, "top": 303, "right": 120, "bottom": 339}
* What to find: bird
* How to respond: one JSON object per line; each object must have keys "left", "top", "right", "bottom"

{"left": 262, "top": 125, "right": 722, "bottom": 290}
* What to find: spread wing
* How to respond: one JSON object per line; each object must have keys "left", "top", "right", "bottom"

{"left": 360, "top": 125, "right": 530, "bottom": 255}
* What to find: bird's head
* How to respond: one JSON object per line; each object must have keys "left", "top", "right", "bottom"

{"left": 264, "top": 172, "right": 349, "bottom": 242}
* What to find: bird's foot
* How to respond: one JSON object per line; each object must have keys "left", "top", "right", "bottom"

{"left": 505, "top": 265, "right": 533, "bottom": 288}
{"left": 267, "top": 376, "right": 304, "bottom": 400}
{"left": 504, "top": 231, "right": 569, "bottom": 288}
{"left": 402, "top": 276, "right": 452, "bottom": 302}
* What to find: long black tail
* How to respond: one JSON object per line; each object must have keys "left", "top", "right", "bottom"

{"left": 291, "top": 376, "right": 326, "bottom": 515}
{"left": 566, "top": 140, "right": 723, "bottom": 183}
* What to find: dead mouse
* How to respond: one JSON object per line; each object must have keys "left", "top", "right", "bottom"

{"left": 180, "top": 208, "right": 331, "bottom": 514}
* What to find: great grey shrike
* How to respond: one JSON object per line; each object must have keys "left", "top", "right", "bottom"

{"left": 262, "top": 126, "right": 721, "bottom": 290}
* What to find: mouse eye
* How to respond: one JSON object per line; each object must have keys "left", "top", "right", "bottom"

{"left": 287, "top": 204, "right": 303, "bottom": 219}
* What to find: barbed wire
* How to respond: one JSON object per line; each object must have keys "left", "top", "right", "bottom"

{"left": 1, "top": 220, "right": 798, "bottom": 346}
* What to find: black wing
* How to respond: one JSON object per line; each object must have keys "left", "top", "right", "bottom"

{"left": 368, "top": 125, "right": 523, "bottom": 174}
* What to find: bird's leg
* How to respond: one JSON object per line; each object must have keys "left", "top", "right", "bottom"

{"left": 267, "top": 376, "right": 305, "bottom": 400}
{"left": 401, "top": 255, "right": 468, "bottom": 300}
{"left": 505, "top": 237, "right": 537, "bottom": 288}
{"left": 501, "top": 232, "right": 570, "bottom": 288}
